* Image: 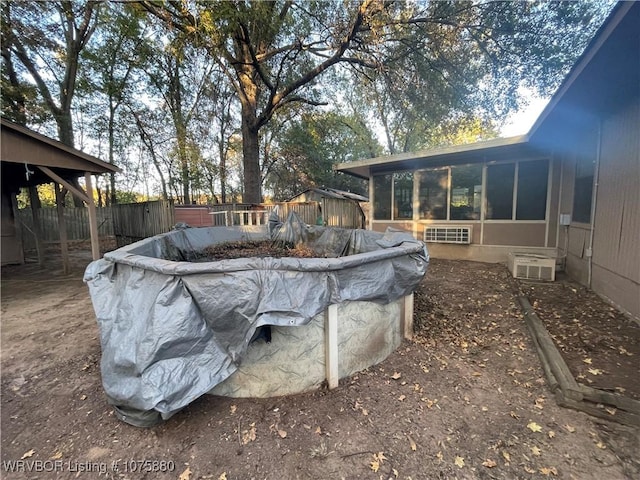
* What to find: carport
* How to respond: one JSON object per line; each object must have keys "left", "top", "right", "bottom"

{"left": 1, "top": 118, "right": 120, "bottom": 272}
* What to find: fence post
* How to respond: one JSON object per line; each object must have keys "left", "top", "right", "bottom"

{"left": 55, "top": 184, "right": 70, "bottom": 273}
{"left": 28, "top": 186, "right": 45, "bottom": 267}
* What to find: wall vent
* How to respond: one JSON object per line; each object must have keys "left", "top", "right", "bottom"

{"left": 508, "top": 253, "right": 556, "bottom": 281}
{"left": 423, "top": 226, "right": 472, "bottom": 245}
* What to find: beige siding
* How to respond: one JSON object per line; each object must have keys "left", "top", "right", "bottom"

{"left": 593, "top": 99, "right": 640, "bottom": 283}
{"left": 592, "top": 99, "right": 640, "bottom": 317}
{"left": 482, "top": 223, "right": 546, "bottom": 247}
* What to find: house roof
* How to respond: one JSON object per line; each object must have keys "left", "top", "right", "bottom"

{"left": 288, "top": 187, "right": 369, "bottom": 202}
{"left": 1, "top": 118, "right": 120, "bottom": 188}
{"left": 335, "top": 135, "right": 532, "bottom": 179}
{"left": 529, "top": 1, "right": 638, "bottom": 145}
{"left": 336, "top": 1, "right": 638, "bottom": 179}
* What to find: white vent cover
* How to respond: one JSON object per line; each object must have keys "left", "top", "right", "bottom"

{"left": 424, "top": 226, "right": 472, "bottom": 244}
{"left": 508, "top": 253, "right": 556, "bottom": 281}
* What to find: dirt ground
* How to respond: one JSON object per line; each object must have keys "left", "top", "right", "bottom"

{"left": 1, "top": 248, "right": 639, "bottom": 480}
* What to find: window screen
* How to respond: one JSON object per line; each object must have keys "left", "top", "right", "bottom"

{"left": 450, "top": 164, "right": 482, "bottom": 220}
{"left": 418, "top": 169, "right": 448, "bottom": 220}
{"left": 373, "top": 174, "right": 392, "bottom": 220}
{"left": 393, "top": 172, "right": 413, "bottom": 220}
{"left": 486, "top": 163, "right": 515, "bottom": 220}
{"left": 516, "top": 160, "right": 548, "bottom": 220}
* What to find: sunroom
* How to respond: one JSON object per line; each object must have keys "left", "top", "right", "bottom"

{"left": 336, "top": 135, "right": 560, "bottom": 264}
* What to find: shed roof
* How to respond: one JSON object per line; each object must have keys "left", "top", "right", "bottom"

{"left": 1, "top": 118, "right": 119, "bottom": 189}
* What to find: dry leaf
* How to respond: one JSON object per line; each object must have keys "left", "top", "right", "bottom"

{"left": 472, "top": 372, "right": 482, "bottom": 377}
{"left": 588, "top": 368, "right": 603, "bottom": 375}
{"left": 539, "top": 466, "right": 558, "bottom": 476}
{"left": 563, "top": 424, "right": 575, "bottom": 433}
{"left": 510, "top": 411, "right": 520, "bottom": 419}
{"left": 407, "top": 436, "right": 417, "bottom": 451}
{"left": 361, "top": 408, "right": 369, "bottom": 416}
{"left": 502, "top": 451, "right": 511, "bottom": 462}
{"left": 482, "top": 459, "right": 497, "bottom": 468}
{"left": 80, "top": 394, "right": 87, "bottom": 400}
{"left": 398, "top": 395, "right": 406, "bottom": 401}
{"left": 605, "top": 407, "right": 617, "bottom": 415}
{"left": 527, "top": 421, "right": 542, "bottom": 433}
{"left": 230, "top": 405, "right": 237, "bottom": 414}
{"left": 315, "top": 426, "right": 322, "bottom": 435}
{"left": 21, "top": 450, "right": 35, "bottom": 460}
{"left": 534, "top": 398, "right": 545, "bottom": 409}
{"left": 391, "top": 372, "right": 402, "bottom": 380}
{"left": 374, "top": 452, "right": 387, "bottom": 463}
{"left": 436, "top": 451, "right": 443, "bottom": 462}
{"left": 393, "top": 467, "right": 399, "bottom": 477}
{"left": 582, "top": 358, "right": 592, "bottom": 364}
{"left": 531, "top": 446, "right": 541, "bottom": 456}
{"left": 50, "top": 451, "right": 63, "bottom": 460}
{"left": 218, "top": 474, "right": 227, "bottom": 480}
{"left": 548, "top": 430, "right": 556, "bottom": 439}
{"left": 278, "top": 429, "right": 287, "bottom": 438}
{"left": 524, "top": 466, "right": 536, "bottom": 474}
{"left": 596, "top": 442, "right": 606, "bottom": 449}
{"left": 454, "top": 456, "right": 465, "bottom": 468}
{"left": 370, "top": 460, "right": 380, "bottom": 472}
{"left": 179, "top": 467, "right": 192, "bottom": 480}
{"left": 242, "top": 423, "right": 257, "bottom": 444}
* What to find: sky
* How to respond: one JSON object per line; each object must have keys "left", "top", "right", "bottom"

{"left": 500, "top": 95, "right": 550, "bottom": 137}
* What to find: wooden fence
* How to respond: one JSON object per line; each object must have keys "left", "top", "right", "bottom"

{"left": 112, "top": 200, "right": 175, "bottom": 247}
{"left": 17, "top": 206, "right": 113, "bottom": 251}
{"left": 175, "top": 199, "right": 365, "bottom": 229}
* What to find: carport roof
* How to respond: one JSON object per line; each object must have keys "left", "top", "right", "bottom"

{"left": 1, "top": 118, "right": 119, "bottom": 188}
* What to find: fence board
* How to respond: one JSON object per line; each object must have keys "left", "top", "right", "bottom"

{"left": 18, "top": 206, "right": 113, "bottom": 250}
{"left": 112, "top": 200, "right": 175, "bottom": 247}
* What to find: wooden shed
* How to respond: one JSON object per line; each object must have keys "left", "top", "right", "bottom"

{"left": 1, "top": 119, "right": 119, "bottom": 270}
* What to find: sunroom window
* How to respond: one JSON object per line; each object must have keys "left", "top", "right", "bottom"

{"left": 516, "top": 160, "right": 548, "bottom": 220}
{"left": 373, "top": 174, "right": 392, "bottom": 220}
{"left": 450, "top": 164, "right": 482, "bottom": 220}
{"left": 393, "top": 172, "right": 413, "bottom": 220}
{"left": 418, "top": 169, "right": 447, "bottom": 220}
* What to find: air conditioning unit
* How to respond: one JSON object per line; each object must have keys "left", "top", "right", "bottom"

{"left": 424, "top": 226, "right": 472, "bottom": 244}
{"left": 508, "top": 253, "right": 556, "bottom": 281}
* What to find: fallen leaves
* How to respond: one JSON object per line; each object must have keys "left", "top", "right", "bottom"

{"left": 531, "top": 446, "right": 542, "bottom": 456}
{"left": 588, "top": 368, "right": 603, "bottom": 376}
{"left": 539, "top": 466, "right": 558, "bottom": 476}
{"left": 454, "top": 456, "right": 465, "bottom": 468}
{"left": 242, "top": 423, "right": 256, "bottom": 444}
{"left": 482, "top": 459, "right": 497, "bottom": 468}
{"left": 527, "top": 421, "right": 542, "bottom": 433}
{"left": 406, "top": 435, "right": 417, "bottom": 451}
{"left": 21, "top": 449, "right": 35, "bottom": 460}
{"left": 179, "top": 467, "right": 192, "bottom": 480}
{"left": 390, "top": 372, "right": 402, "bottom": 380}
{"left": 369, "top": 452, "right": 387, "bottom": 472}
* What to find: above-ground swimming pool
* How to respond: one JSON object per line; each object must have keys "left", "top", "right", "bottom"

{"left": 85, "top": 217, "right": 428, "bottom": 426}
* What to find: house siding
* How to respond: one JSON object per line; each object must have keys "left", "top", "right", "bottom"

{"left": 591, "top": 98, "right": 640, "bottom": 317}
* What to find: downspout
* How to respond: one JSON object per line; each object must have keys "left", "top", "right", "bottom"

{"left": 587, "top": 118, "right": 602, "bottom": 288}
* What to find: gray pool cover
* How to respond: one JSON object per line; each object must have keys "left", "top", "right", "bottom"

{"left": 84, "top": 213, "right": 428, "bottom": 426}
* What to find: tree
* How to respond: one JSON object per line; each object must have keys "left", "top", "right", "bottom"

{"left": 80, "top": 5, "right": 146, "bottom": 204}
{"left": 265, "top": 111, "right": 378, "bottom": 200}
{"left": 2, "top": 1, "right": 101, "bottom": 146}
{"left": 139, "top": 1, "right": 608, "bottom": 203}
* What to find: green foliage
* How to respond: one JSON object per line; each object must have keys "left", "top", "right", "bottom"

{"left": 265, "top": 111, "right": 379, "bottom": 200}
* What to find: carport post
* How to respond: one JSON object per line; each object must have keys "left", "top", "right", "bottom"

{"left": 402, "top": 293, "right": 415, "bottom": 341}
{"left": 84, "top": 172, "right": 100, "bottom": 260}
{"left": 28, "top": 185, "right": 45, "bottom": 267}
{"left": 55, "top": 183, "right": 70, "bottom": 274}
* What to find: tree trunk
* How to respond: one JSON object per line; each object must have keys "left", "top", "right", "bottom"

{"left": 241, "top": 112, "right": 261, "bottom": 204}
